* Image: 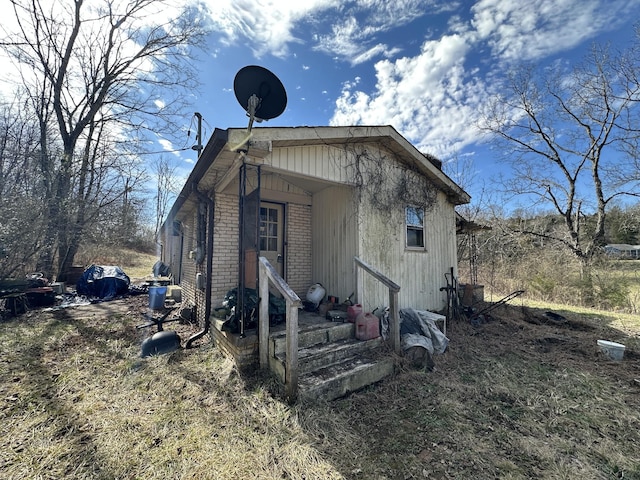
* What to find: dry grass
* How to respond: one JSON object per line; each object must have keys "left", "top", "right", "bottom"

{"left": 1, "top": 282, "right": 640, "bottom": 478}
{"left": 74, "top": 247, "right": 158, "bottom": 281}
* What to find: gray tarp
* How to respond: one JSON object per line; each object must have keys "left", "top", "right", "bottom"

{"left": 399, "top": 308, "right": 449, "bottom": 355}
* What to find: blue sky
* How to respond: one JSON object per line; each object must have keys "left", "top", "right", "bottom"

{"left": 163, "top": 0, "right": 639, "bottom": 203}
{"left": 1, "top": 0, "right": 638, "bottom": 206}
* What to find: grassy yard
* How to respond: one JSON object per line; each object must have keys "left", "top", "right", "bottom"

{"left": 1, "top": 291, "right": 639, "bottom": 479}
{"left": 605, "top": 259, "right": 640, "bottom": 313}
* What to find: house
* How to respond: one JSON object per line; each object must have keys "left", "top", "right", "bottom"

{"left": 604, "top": 244, "right": 640, "bottom": 259}
{"left": 158, "top": 125, "right": 470, "bottom": 399}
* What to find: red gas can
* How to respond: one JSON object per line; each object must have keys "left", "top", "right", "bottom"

{"left": 347, "top": 303, "right": 362, "bottom": 323}
{"left": 355, "top": 312, "right": 380, "bottom": 340}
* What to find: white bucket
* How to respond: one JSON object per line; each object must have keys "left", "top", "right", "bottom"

{"left": 149, "top": 286, "right": 167, "bottom": 310}
{"left": 597, "top": 340, "right": 625, "bottom": 361}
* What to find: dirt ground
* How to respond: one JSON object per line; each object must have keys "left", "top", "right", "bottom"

{"left": 5, "top": 291, "right": 203, "bottom": 349}
{"left": 9, "top": 292, "right": 639, "bottom": 386}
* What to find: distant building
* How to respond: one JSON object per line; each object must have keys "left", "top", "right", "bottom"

{"left": 604, "top": 244, "right": 640, "bottom": 259}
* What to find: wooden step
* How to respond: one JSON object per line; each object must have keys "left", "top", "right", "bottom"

{"left": 268, "top": 318, "right": 394, "bottom": 401}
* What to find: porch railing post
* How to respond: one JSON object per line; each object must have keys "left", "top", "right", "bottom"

{"left": 258, "top": 261, "right": 269, "bottom": 369}
{"left": 285, "top": 301, "right": 298, "bottom": 402}
{"left": 354, "top": 256, "right": 401, "bottom": 355}
{"left": 258, "top": 256, "right": 301, "bottom": 402}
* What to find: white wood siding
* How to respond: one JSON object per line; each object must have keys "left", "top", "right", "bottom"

{"left": 357, "top": 191, "right": 457, "bottom": 314}
{"left": 268, "top": 145, "right": 353, "bottom": 184}
{"left": 260, "top": 171, "right": 309, "bottom": 197}
{"left": 311, "top": 186, "right": 358, "bottom": 303}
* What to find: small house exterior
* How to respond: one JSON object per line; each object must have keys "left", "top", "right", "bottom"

{"left": 159, "top": 125, "right": 470, "bottom": 369}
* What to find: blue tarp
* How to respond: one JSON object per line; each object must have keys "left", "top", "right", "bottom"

{"left": 76, "top": 265, "right": 130, "bottom": 299}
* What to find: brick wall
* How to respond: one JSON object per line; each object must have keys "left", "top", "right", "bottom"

{"left": 178, "top": 193, "right": 313, "bottom": 362}
{"left": 286, "top": 203, "right": 312, "bottom": 298}
{"left": 211, "top": 193, "right": 240, "bottom": 307}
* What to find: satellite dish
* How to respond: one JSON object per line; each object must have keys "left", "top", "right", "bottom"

{"left": 234, "top": 65, "right": 287, "bottom": 131}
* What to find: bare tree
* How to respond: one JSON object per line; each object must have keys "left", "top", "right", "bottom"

{"left": 479, "top": 38, "right": 640, "bottom": 282}
{"left": 152, "top": 156, "right": 180, "bottom": 239}
{"left": 0, "top": 0, "right": 206, "bottom": 279}
{"left": 0, "top": 96, "right": 49, "bottom": 277}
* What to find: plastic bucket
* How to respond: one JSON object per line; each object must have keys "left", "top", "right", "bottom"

{"left": 597, "top": 339, "right": 625, "bottom": 361}
{"left": 167, "top": 285, "right": 182, "bottom": 302}
{"left": 149, "top": 286, "right": 167, "bottom": 310}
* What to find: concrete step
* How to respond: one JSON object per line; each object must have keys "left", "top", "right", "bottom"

{"left": 269, "top": 336, "right": 384, "bottom": 382}
{"left": 268, "top": 319, "right": 394, "bottom": 401}
{"left": 269, "top": 321, "right": 354, "bottom": 356}
{"left": 298, "top": 354, "right": 395, "bottom": 402}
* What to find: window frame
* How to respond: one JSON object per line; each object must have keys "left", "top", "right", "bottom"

{"left": 405, "top": 205, "right": 426, "bottom": 250}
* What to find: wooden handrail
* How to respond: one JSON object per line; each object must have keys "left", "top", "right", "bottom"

{"left": 354, "top": 256, "right": 401, "bottom": 354}
{"left": 258, "top": 256, "right": 302, "bottom": 402}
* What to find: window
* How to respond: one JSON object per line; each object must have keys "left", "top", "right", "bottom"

{"left": 406, "top": 206, "right": 425, "bottom": 249}
{"left": 259, "top": 206, "right": 279, "bottom": 252}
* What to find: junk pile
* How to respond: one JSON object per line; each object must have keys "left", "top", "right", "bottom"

{"left": 218, "top": 287, "right": 287, "bottom": 333}
{"left": 1, "top": 273, "right": 57, "bottom": 315}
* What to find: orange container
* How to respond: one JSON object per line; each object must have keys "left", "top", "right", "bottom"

{"left": 355, "top": 312, "right": 380, "bottom": 340}
{"left": 347, "top": 303, "right": 362, "bottom": 323}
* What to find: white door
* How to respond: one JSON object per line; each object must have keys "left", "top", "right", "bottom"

{"left": 260, "top": 202, "right": 284, "bottom": 278}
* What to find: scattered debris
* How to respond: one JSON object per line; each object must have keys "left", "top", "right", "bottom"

{"left": 467, "top": 290, "right": 525, "bottom": 326}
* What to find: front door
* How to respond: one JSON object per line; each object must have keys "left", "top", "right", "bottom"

{"left": 260, "top": 202, "right": 284, "bottom": 279}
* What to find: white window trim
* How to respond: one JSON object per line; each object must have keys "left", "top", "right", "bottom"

{"left": 405, "top": 205, "right": 426, "bottom": 251}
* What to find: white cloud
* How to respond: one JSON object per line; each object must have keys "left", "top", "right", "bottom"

{"left": 202, "top": 0, "right": 341, "bottom": 58}
{"left": 157, "top": 138, "right": 182, "bottom": 157}
{"left": 331, "top": 34, "right": 484, "bottom": 158}
{"left": 203, "top": 0, "right": 451, "bottom": 63}
{"left": 312, "top": 1, "right": 455, "bottom": 65}
{"left": 330, "top": 0, "right": 640, "bottom": 159}
{"left": 470, "top": 0, "right": 640, "bottom": 62}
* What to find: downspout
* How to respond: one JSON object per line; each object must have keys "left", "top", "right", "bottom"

{"left": 185, "top": 186, "right": 214, "bottom": 348}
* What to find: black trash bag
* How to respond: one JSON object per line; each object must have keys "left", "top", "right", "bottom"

{"left": 76, "top": 265, "right": 130, "bottom": 300}
{"left": 221, "top": 287, "right": 258, "bottom": 333}
{"left": 269, "top": 295, "right": 286, "bottom": 325}
{"left": 152, "top": 261, "right": 171, "bottom": 277}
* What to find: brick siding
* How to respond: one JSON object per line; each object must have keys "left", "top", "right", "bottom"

{"left": 286, "top": 203, "right": 312, "bottom": 298}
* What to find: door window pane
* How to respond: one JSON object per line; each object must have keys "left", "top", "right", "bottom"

{"left": 260, "top": 207, "right": 279, "bottom": 252}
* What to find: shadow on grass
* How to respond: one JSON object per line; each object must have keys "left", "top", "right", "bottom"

{"left": 0, "top": 306, "right": 138, "bottom": 478}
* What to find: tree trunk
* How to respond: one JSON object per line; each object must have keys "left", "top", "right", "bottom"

{"left": 578, "top": 257, "right": 594, "bottom": 306}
